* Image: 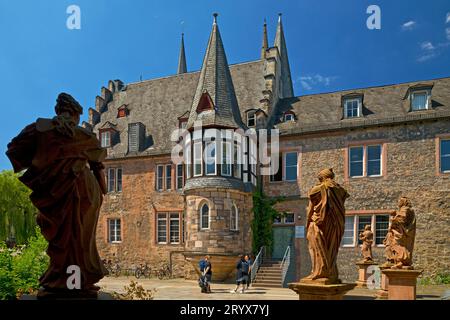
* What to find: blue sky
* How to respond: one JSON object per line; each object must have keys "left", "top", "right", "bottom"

{"left": 0, "top": 0, "right": 449, "bottom": 170}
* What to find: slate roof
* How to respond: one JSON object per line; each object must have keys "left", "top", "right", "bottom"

{"left": 185, "top": 15, "right": 245, "bottom": 130}
{"left": 93, "top": 59, "right": 265, "bottom": 159}
{"left": 271, "top": 77, "right": 450, "bottom": 136}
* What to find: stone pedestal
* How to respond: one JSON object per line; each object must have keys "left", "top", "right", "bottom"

{"left": 289, "top": 279, "right": 357, "bottom": 300}
{"left": 355, "top": 261, "right": 377, "bottom": 288}
{"left": 381, "top": 269, "right": 423, "bottom": 300}
{"left": 376, "top": 266, "right": 390, "bottom": 299}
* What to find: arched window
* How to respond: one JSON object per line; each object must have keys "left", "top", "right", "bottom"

{"left": 230, "top": 205, "right": 238, "bottom": 231}
{"left": 200, "top": 203, "right": 210, "bottom": 229}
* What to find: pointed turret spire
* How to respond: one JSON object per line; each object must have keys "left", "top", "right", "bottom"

{"left": 274, "top": 13, "right": 294, "bottom": 97}
{"left": 261, "top": 18, "right": 268, "bottom": 59}
{"left": 177, "top": 33, "right": 187, "bottom": 74}
{"left": 186, "top": 13, "right": 244, "bottom": 129}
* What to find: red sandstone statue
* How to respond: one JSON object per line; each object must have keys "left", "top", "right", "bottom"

{"left": 382, "top": 197, "right": 416, "bottom": 269}
{"left": 6, "top": 93, "right": 108, "bottom": 298}
{"left": 303, "top": 168, "right": 350, "bottom": 284}
{"left": 359, "top": 225, "right": 374, "bottom": 263}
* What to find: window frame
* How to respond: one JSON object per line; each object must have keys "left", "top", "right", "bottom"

{"left": 165, "top": 164, "right": 172, "bottom": 190}
{"left": 343, "top": 97, "right": 362, "bottom": 119}
{"left": 247, "top": 110, "right": 256, "bottom": 127}
{"left": 347, "top": 143, "right": 384, "bottom": 179}
{"left": 341, "top": 213, "right": 391, "bottom": 248}
{"left": 284, "top": 113, "right": 294, "bottom": 122}
{"left": 156, "top": 212, "right": 183, "bottom": 245}
{"left": 230, "top": 205, "right": 239, "bottom": 231}
{"left": 205, "top": 141, "right": 217, "bottom": 176}
{"left": 439, "top": 138, "right": 450, "bottom": 174}
{"left": 410, "top": 90, "right": 429, "bottom": 111}
{"left": 200, "top": 203, "right": 210, "bottom": 230}
{"left": 108, "top": 218, "right": 122, "bottom": 243}
{"left": 193, "top": 141, "right": 203, "bottom": 177}
{"left": 156, "top": 165, "right": 164, "bottom": 191}
{"left": 101, "top": 130, "right": 111, "bottom": 148}
{"left": 106, "top": 167, "right": 122, "bottom": 193}
{"left": 283, "top": 152, "right": 298, "bottom": 182}
{"left": 221, "top": 141, "right": 232, "bottom": 177}
{"left": 176, "top": 164, "right": 184, "bottom": 190}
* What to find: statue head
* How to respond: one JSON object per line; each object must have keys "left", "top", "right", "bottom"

{"left": 55, "top": 93, "right": 83, "bottom": 125}
{"left": 398, "top": 196, "right": 411, "bottom": 208}
{"left": 364, "top": 225, "right": 371, "bottom": 231}
{"left": 318, "top": 168, "right": 335, "bottom": 182}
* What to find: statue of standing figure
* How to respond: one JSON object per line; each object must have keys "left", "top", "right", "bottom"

{"left": 359, "top": 225, "right": 374, "bottom": 263}
{"left": 382, "top": 197, "right": 416, "bottom": 269}
{"left": 303, "top": 168, "right": 350, "bottom": 284}
{"left": 6, "top": 93, "right": 108, "bottom": 298}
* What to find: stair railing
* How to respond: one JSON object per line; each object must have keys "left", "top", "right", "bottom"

{"left": 251, "top": 246, "right": 265, "bottom": 282}
{"left": 280, "top": 246, "right": 291, "bottom": 286}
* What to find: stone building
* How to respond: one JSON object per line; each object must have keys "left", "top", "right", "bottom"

{"left": 88, "top": 14, "right": 450, "bottom": 284}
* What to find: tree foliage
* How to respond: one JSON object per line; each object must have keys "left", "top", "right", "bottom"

{"left": 251, "top": 189, "right": 284, "bottom": 256}
{"left": 0, "top": 170, "right": 37, "bottom": 244}
{"left": 0, "top": 228, "right": 49, "bottom": 300}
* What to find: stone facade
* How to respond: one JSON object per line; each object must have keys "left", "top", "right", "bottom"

{"left": 91, "top": 15, "right": 450, "bottom": 284}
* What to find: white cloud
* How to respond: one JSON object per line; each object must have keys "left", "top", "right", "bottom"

{"left": 401, "top": 21, "right": 416, "bottom": 31}
{"left": 296, "top": 74, "right": 338, "bottom": 91}
{"left": 446, "top": 12, "right": 450, "bottom": 24}
{"left": 417, "top": 52, "right": 437, "bottom": 63}
{"left": 421, "top": 41, "right": 435, "bottom": 50}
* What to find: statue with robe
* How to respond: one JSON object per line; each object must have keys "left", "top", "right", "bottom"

{"left": 359, "top": 225, "right": 374, "bottom": 263}
{"left": 382, "top": 197, "right": 416, "bottom": 269}
{"left": 303, "top": 168, "right": 349, "bottom": 284}
{"left": 6, "top": 93, "right": 108, "bottom": 298}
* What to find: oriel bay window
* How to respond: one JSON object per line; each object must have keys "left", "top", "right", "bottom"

{"left": 157, "top": 212, "right": 182, "bottom": 245}
{"left": 348, "top": 144, "right": 383, "bottom": 178}
{"left": 193, "top": 142, "right": 203, "bottom": 176}
{"left": 221, "top": 141, "right": 232, "bottom": 176}
{"left": 205, "top": 141, "right": 216, "bottom": 175}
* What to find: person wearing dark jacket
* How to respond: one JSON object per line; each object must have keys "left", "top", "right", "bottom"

{"left": 230, "top": 255, "right": 249, "bottom": 293}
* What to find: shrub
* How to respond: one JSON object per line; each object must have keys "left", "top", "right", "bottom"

{"left": 0, "top": 228, "right": 49, "bottom": 300}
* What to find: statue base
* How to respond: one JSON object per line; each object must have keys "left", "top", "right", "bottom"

{"left": 355, "top": 261, "right": 377, "bottom": 288}
{"left": 289, "top": 279, "right": 356, "bottom": 300}
{"left": 375, "top": 265, "right": 391, "bottom": 299}
{"left": 381, "top": 268, "right": 423, "bottom": 300}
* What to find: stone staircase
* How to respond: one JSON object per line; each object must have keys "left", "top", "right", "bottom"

{"left": 252, "top": 259, "right": 283, "bottom": 288}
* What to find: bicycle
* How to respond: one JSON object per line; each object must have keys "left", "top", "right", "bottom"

{"left": 135, "top": 263, "right": 152, "bottom": 279}
{"left": 103, "top": 259, "right": 122, "bottom": 277}
{"left": 156, "top": 263, "right": 171, "bottom": 280}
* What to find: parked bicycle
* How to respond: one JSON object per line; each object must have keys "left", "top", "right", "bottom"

{"left": 135, "top": 263, "right": 152, "bottom": 279}
{"left": 156, "top": 263, "right": 171, "bottom": 280}
{"left": 103, "top": 259, "right": 121, "bottom": 277}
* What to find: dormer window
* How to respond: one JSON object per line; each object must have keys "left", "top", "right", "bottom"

{"left": 282, "top": 111, "right": 295, "bottom": 122}
{"left": 179, "top": 119, "right": 187, "bottom": 129}
{"left": 411, "top": 91, "right": 429, "bottom": 111}
{"left": 247, "top": 110, "right": 256, "bottom": 127}
{"left": 117, "top": 105, "right": 129, "bottom": 118}
{"left": 344, "top": 97, "right": 362, "bottom": 119}
{"left": 100, "top": 130, "right": 111, "bottom": 148}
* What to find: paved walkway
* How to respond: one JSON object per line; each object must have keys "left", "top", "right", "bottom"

{"left": 98, "top": 276, "right": 449, "bottom": 300}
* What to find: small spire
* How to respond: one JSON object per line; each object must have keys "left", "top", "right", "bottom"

{"left": 213, "top": 13, "right": 218, "bottom": 24}
{"left": 261, "top": 18, "right": 268, "bottom": 59}
{"left": 177, "top": 32, "right": 187, "bottom": 74}
{"left": 274, "top": 13, "right": 294, "bottom": 98}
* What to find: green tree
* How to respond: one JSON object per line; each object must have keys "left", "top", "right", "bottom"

{"left": 0, "top": 228, "right": 49, "bottom": 300}
{"left": 251, "top": 189, "right": 284, "bottom": 255}
{"left": 0, "top": 170, "right": 37, "bottom": 244}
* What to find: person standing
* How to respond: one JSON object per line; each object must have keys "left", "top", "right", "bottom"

{"left": 246, "top": 254, "right": 253, "bottom": 289}
{"left": 230, "top": 255, "right": 249, "bottom": 293}
{"left": 202, "top": 255, "right": 212, "bottom": 293}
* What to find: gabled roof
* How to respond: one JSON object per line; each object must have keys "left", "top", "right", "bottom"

{"left": 186, "top": 14, "right": 245, "bottom": 130}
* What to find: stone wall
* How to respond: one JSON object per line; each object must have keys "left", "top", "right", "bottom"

{"left": 96, "top": 155, "right": 195, "bottom": 278}
{"left": 263, "top": 120, "right": 450, "bottom": 281}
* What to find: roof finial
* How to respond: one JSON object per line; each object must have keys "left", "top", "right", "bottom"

{"left": 213, "top": 13, "right": 218, "bottom": 24}
{"left": 278, "top": 13, "right": 282, "bottom": 23}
